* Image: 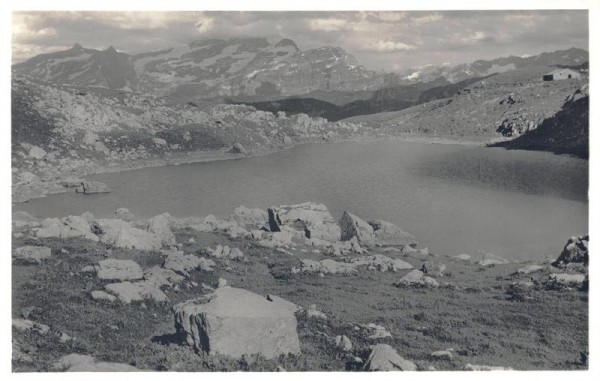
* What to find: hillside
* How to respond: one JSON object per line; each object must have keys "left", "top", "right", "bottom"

{"left": 490, "top": 87, "right": 589, "bottom": 159}
{"left": 343, "top": 67, "right": 586, "bottom": 140}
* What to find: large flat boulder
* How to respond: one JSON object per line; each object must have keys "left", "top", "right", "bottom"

{"left": 174, "top": 287, "right": 300, "bottom": 359}
{"left": 95, "top": 259, "right": 144, "bottom": 281}
{"left": 363, "top": 344, "right": 417, "bottom": 371}
{"left": 97, "top": 219, "right": 162, "bottom": 251}
{"left": 368, "top": 219, "right": 417, "bottom": 247}
{"left": 36, "top": 216, "right": 99, "bottom": 242}
{"left": 268, "top": 202, "right": 341, "bottom": 242}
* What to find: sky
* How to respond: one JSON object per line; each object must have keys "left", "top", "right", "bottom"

{"left": 11, "top": 10, "right": 589, "bottom": 72}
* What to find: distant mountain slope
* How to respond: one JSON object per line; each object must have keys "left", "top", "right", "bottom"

{"left": 239, "top": 76, "right": 484, "bottom": 121}
{"left": 490, "top": 87, "right": 589, "bottom": 159}
{"left": 343, "top": 66, "right": 585, "bottom": 140}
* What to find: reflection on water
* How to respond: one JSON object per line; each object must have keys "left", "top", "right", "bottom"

{"left": 16, "top": 141, "right": 588, "bottom": 260}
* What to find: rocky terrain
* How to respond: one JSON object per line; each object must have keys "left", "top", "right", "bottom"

{"left": 12, "top": 202, "right": 588, "bottom": 371}
{"left": 490, "top": 85, "right": 589, "bottom": 158}
{"left": 11, "top": 75, "right": 367, "bottom": 203}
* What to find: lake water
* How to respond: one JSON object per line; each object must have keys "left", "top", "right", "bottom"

{"left": 16, "top": 141, "right": 588, "bottom": 261}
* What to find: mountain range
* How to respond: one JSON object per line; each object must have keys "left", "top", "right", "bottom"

{"left": 12, "top": 38, "right": 588, "bottom": 101}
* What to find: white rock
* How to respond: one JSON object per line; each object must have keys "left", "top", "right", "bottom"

{"left": 14, "top": 246, "right": 51, "bottom": 264}
{"left": 95, "top": 259, "right": 144, "bottom": 281}
{"left": 363, "top": 344, "right": 417, "bottom": 371}
{"left": 104, "top": 281, "right": 168, "bottom": 304}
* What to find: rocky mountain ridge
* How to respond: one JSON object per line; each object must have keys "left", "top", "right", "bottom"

{"left": 13, "top": 40, "right": 588, "bottom": 101}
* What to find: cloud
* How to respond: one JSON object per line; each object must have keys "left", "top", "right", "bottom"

{"left": 370, "top": 40, "right": 417, "bottom": 52}
{"left": 307, "top": 18, "right": 348, "bottom": 31}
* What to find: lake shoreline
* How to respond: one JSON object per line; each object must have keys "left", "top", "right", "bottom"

{"left": 12, "top": 133, "right": 490, "bottom": 205}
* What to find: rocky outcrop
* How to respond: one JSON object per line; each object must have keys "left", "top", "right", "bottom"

{"left": 268, "top": 202, "right": 341, "bottom": 242}
{"left": 75, "top": 180, "right": 111, "bottom": 194}
{"left": 36, "top": 216, "right": 99, "bottom": 242}
{"left": 174, "top": 287, "right": 300, "bottom": 359}
{"left": 552, "top": 235, "right": 588, "bottom": 267}
{"left": 363, "top": 344, "right": 417, "bottom": 371}
{"left": 478, "top": 252, "right": 509, "bottom": 266}
{"left": 229, "top": 143, "right": 247, "bottom": 154}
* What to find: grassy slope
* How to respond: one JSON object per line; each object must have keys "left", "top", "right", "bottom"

{"left": 12, "top": 225, "right": 588, "bottom": 372}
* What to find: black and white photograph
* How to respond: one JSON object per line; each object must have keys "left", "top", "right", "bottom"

{"left": 5, "top": 0, "right": 596, "bottom": 374}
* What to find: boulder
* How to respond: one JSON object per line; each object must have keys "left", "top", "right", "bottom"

{"left": 363, "top": 344, "right": 417, "bottom": 371}
{"left": 351, "top": 254, "right": 412, "bottom": 272}
{"left": 28, "top": 146, "right": 47, "bottom": 159}
{"left": 455, "top": 253, "right": 471, "bottom": 261}
{"left": 91, "top": 290, "right": 117, "bottom": 303}
{"left": 163, "top": 251, "right": 215, "bottom": 276}
{"left": 104, "top": 281, "right": 168, "bottom": 304}
{"left": 97, "top": 219, "right": 162, "bottom": 251}
{"left": 395, "top": 270, "right": 439, "bottom": 287}
{"left": 464, "top": 363, "right": 513, "bottom": 371}
{"left": 14, "top": 246, "right": 52, "bottom": 264}
{"left": 229, "top": 143, "right": 248, "bottom": 154}
{"left": 368, "top": 219, "right": 417, "bottom": 247}
{"left": 229, "top": 206, "right": 268, "bottom": 228}
{"left": 146, "top": 213, "right": 176, "bottom": 246}
{"left": 340, "top": 211, "right": 374, "bottom": 243}
{"left": 144, "top": 266, "right": 185, "bottom": 287}
{"left": 54, "top": 354, "right": 138, "bottom": 372}
{"left": 174, "top": 287, "right": 300, "bottom": 359}
{"left": 114, "top": 208, "right": 135, "bottom": 222}
{"left": 335, "top": 335, "right": 353, "bottom": 351}
{"left": 552, "top": 235, "right": 588, "bottom": 267}
{"left": 363, "top": 323, "right": 392, "bottom": 339}
{"left": 430, "top": 350, "right": 453, "bottom": 360}
{"left": 95, "top": 259, "right": 144, "bottom": 281}
{"left": 299, "top": 258, "right": 358, "bottom": 274}
{"left": 37, "top": 216, "right": 99, "bottom": 242}
{"left": 268, "top": 202, "right": 341, "bottom": 242}
{"left": 478, "top": 252, "right": 509, "bottom": 266}
{"left": 421, "top": 261, "right": 446, "bottom": 277}
{"left": 547, "top": 273, "right": 586, "bottom": 287}
{"left": 517, "top": 265, "right": 545, "bottom": 275}
{"left": 75, "top": 180, "right": 110, "bottom": 194}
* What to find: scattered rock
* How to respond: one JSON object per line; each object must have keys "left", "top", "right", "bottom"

{"left": 478, "top": 252, "right": 509, "bottom": 266}
{"left": 351, "top": 254, "right": 412, "bottom": 272}
{"left": 421, "top": 261, "right": 446, "bottom": 277}
{"left": 163, "top": 250, "right": 215, "bottom": 276}
{"left": 229, "top": 143, "right": 247, "bottom": 154}
{"left": 430, "top": 350, "right": 453, "bottom": 360}
{"left": 54, "top": 354, "right": 138, "bottom": 372}
{"left": 146, "top": 213, "right": 176, "bottom": 246}
{"left": 464, "top": 363, "right": 513, "bottom": 371}
{"left": 144, "top": 266, "right": 185, "bottom": 287}
{"left": 547, "top": 273, "right": 586, "bottom": 288}
{"left": 307, "top": 304, "right": 327, "bottom": 319}
{"left": 13, "top": 246, "right": 52, "bottom": 264}
{"left": 36, "top": 216, "right": 99, "bottom": 241}
{"left": 363, "top": 344, "right": 417, "bottom": 371}
{"left": 454, "top": 253, "right": 471, "bottom": 261}
{"left": 298, "top": 258, "right": 358, "bottom": 274}
{"left": 91, "top": 290, "right": 117, "bottom": 303}
{"left": 104, "top": 281, "right": 168, "bottom": 304}
{"left": 12, "top": 319, "right": 50, "bottom": 335}
{"left": 28, "top": 146, "right": 47, "bottom": 159}
{"left": 335, "top": 335, "right": 353, "bottom": 351}
{"left": 174, "top": 287, "right": 300, "bottom": 359}
{"left": 95, "top": 259, "right": 144, "bottom": 281}
{"left": 395, "top": 270, "right": 439, "bottom": 287}
{"left": 363, "top": 323, "right": 392, "bottom": 339}
{"left": 517, "top": 264, "right": 545, "bottom": 275}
